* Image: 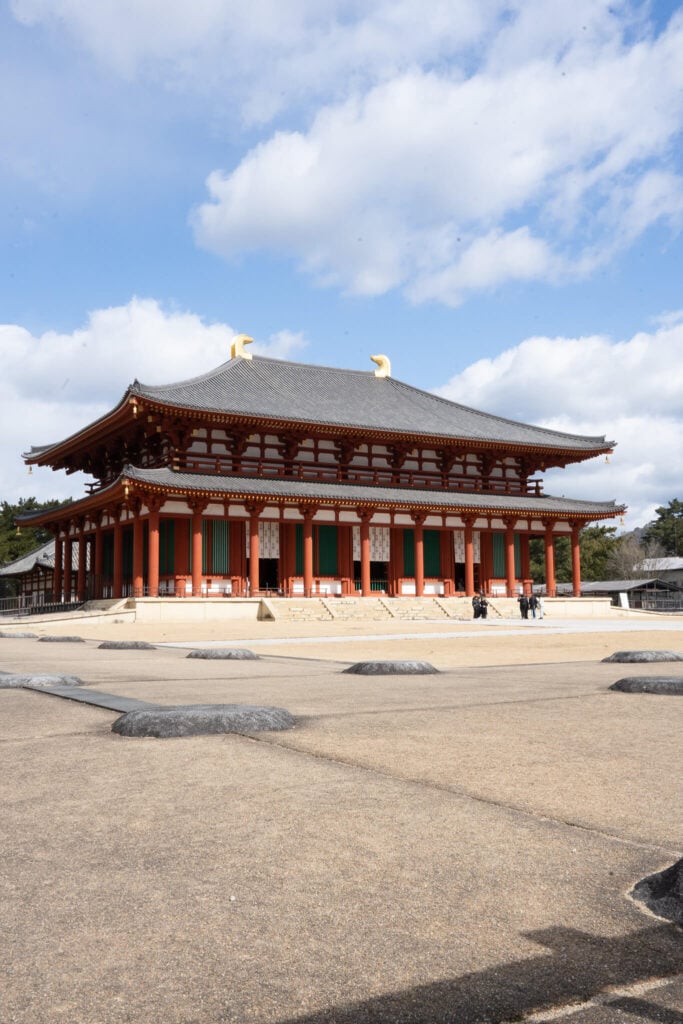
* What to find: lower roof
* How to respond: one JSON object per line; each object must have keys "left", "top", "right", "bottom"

{"left": 122, "top": 466, "right": 623, "bottom": 519}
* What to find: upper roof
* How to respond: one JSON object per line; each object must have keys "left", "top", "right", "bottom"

{"left": 126, "top": 354, "right": 612, "bottom": 451}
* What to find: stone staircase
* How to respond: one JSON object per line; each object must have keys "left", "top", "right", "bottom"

{"left": 378, "top": 597, "right": 448, "bottom": 620}
{"left": 321, "top": 597, "right": 391, "bottom": 621}
{"left": 265, "top": 598, "right": 334, "bottom": 622}
{"left": 433, "top": 597, "right": 473, "bottom": 620}
{"left": 267, "top": 595, "right": 487, "bottom": 623}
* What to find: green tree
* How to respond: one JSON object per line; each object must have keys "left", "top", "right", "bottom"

{"left": 0, "top": 497, "right": 67, "bottom": 566}
{"left": 577, "top": 525, "right": 619, "bottom": 581}
{"left": 529, "top": 536, "right": 571, "bottom": 582}
{"left": 529, "top": 526, "right": 618, "bottom": 584}
{"left": 642, "top": 498, "right": 683, "bottom": 557}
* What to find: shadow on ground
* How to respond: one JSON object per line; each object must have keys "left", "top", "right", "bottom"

{"left": 276, "top": 924, "right": 682, "bottom": 1023}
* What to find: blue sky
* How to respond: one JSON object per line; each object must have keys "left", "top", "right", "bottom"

{"left": 2, "top": 0, "right": 682, "bottom": 527}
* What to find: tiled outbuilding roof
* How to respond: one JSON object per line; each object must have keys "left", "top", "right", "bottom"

{"left": 0, "top": 540, "right": 78, "bottom": 576}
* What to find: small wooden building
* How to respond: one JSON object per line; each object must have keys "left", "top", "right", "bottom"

{"left": 580, "top": 578, "right": 683, "bottom": 611}
{"left": 18, "top": 337, "right": 624, "bottom": 603}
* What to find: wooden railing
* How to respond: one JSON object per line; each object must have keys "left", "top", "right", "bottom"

{"left": 170, "top": 452, "right": 543, "bottom": 496}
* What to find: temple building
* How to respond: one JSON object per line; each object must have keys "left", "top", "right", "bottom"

{"left": 19, "top": 335, "right": 624, "bottom": 604}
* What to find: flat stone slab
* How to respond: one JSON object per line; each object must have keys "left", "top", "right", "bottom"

{"left": 37, "top": 635, "right": 85, "bottom": 643}
{"left": 610, "top": 676, "right": 683, "bottom": 695}
{"left": 112, "top": 703, "right": 295, "bottom": 738}
{"left": 343, "top": 660, "right": 439, "bottom": 675}
{"left": 603, "top": 650, "right": 683, "bottom": 663}
{"left": 631, "top": 858, "right": 683, "bottom": 924}
{"left": 0, "top": 673, "right": 85, "bottom": 688}
{"left": 97, "top": 640, "right": 157, "bottom": 650}
{"left": 0, "top": 631, "right": 39, "bottom": 639}
{"left": 187, "top": 648, "right": 259, "bottom": 660}
{"left": 37, "top": 687, "right": 154, "bottom": 713}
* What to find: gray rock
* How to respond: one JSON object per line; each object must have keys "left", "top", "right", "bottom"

{"left": 0, "top": 631, "right": 39, "bottom": 639}
{"left": 603, "top": 650, "right": 683, "bottom": 663}
{"left": 0, "top": 673, "right": 85, "bottom": 688}
{"left": 187, "top": 648, "right": 259, "bottom": 660}
{"left": 97, "top": 640, "right": 156, "bottom": 650}
{"left": 631, "top": 858, "right": 683, "bottom": 924}
{"left": 112, "top": 703, "right": 295, "bottom": 738}
{"left": 37, "top": 635, "right": 85, "bottom": 643}
{"left": 343, "top": 660, "right": 439, "bottom": 675}
{"left": 610, "top": 677, "right": 683, "bottom": 695}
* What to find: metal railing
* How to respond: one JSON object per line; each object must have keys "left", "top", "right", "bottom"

{"left": 0, "top": 596, "right": 86, "bottom": 618}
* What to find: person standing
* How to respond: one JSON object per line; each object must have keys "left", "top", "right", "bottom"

{"left": 518, "top": 594, "right": 529, "bottom": 619}
{"left": 538, "top": 596, "right": 545, "bottom": 619}
{"left": 529, "top": 594, "right": 538, "bottom": 618}
{"left": 479, "top": 592, "right": 489, "bottom": 619}
{"left": 472, "top": 594, "right": 481, "bottom": 619}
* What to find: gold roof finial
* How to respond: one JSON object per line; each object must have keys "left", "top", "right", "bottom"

{"left": 230, "top": 334, "right": 254, "bottom": 360}
{"left": 370, "top": 354, "right": 391, "bottom": 378}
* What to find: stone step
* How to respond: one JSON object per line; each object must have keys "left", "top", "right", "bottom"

{"left": 268, "top": 599, "right": 334, "bottom": 622}
{"left": 381, "top": 598, "right": 448, "bottom": 620}
{"left": 322, "top": 598, "right": 391, "bottom": 621}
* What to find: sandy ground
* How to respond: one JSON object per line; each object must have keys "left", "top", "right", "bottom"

{"left": 1, "top": 612, "right": 682, "bottom": 1023}
{"left": 3, "top": 607, "right": 683, "bottom": 668}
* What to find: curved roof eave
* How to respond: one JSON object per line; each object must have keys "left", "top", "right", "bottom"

{"left": 22, "top": 387, "right": 136, "bottom": 463}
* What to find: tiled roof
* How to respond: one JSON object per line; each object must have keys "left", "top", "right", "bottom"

{"left": 580, "top": 579, "right": 680, "bottom": 591}
{"left": 123, "top": 466, "right": 623, "bottom": 517}
{"left": 0, "top": 540, "right": 58, "bottom": 576}
{"left": 130, "top": 355, "right": 612, "bottom": 452}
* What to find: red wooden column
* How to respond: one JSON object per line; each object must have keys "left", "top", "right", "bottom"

{"left": 543, "top": 520, "right": 556, "bottom": 598}
{"left": 570, "top": 522, "right": 582, "bottom": 597}
{"left": 132, "top": 505, "right": 144, "bottom": 597}
{"left": 389, "top": 526, "right": 404, "bottom": 596}
{"left": 479, "top": 529, "right": 493, "bottom": 594}
{"left": 520, "top": 533, "right": 531, "bottom": 594}
{"left": 301, "top": 508, "right": 315, "bottom": 597}
{"left": 147, "top": 501, "right": 161, "bottom": 598}
{"left": 229, "top": 519, "right": 246, "bottom": 596}
{"left": 440, "top": 528, "right": 454, "bottom": 596}
{"left": 93, "top": 515, "right": 103, "bottom": 599}
{"left": 463, "top": 518, "right": 475, "bottom": 596}
{"left": 63, "top": 530, "right": 73, "bottom": 603}
{"left": 112, "top": 513, "right": 123, "bottom": 599}
{"left": 358, "top": 510, "right": 372, "bottom": 597}
{"left": 412, "top": 513, "right": 425, "bottom": 597}
{"left": 190, "top": 501, "right": 207, "bottom": 597}
{"left": 77, "top": 519, "right": 87, "bottom": 601}
{"left": 504, "top": 517, "right": 516, "bottom": 597}
{"left": 247, "top": 503, "right": 263, "bottom": 597}
{"left": 53, "top": 530, "right": 63, "bottom": 603}
{"left": 278, "top": 522, "right": 289, "bottom": 593}
{"left": 337, "top": 524, "right": 354, "bottom": 595}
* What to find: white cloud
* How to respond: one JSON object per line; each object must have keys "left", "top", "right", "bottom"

{"left": 0, "top": 299, "right": 306, "bottom": 503}
{"left": 10, "top": 0, "right": 501, "bottom": 122}
{"left": 434, "top": 322, "right": 683, "bottom": 528}
{"left": 193, "top": 7, "right": 683, "bottom": 303}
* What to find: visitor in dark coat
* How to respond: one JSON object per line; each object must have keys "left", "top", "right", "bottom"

{"left": 518, "top": 594, "right": 529, "bottom": 619}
